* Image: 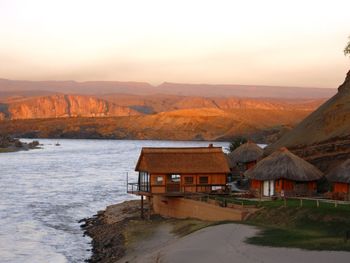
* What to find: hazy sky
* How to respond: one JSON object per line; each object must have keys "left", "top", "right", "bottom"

{"left": 0, "top": 0, "right": 349, "bottom": 88}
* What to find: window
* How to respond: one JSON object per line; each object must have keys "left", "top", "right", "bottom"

{"left": 170, "top": 174, "right": 181, "bottom": 183}
{"left": 199, "top": 176, "right": 208, "bottom": 184}
{"left": 184, "top": 176, "right": 194, "bottom": 184}
{"left": 139, "top": 171, "right": 150, "bottom": 192}
{"left": 155, "top": 176, "right": 163, "bottom": 184}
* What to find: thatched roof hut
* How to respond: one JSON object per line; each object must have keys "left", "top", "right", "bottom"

{"left": 228, "top": 141, "right": 263, "bottom": 164}
{"left": 326, "top": 159, "right": 350, "bottom": 183}
{"left": 135, "top": 147, "right": 230, "bottom": 174}
{"left": 245, "top": 147, "right": 323, "bottom": 181}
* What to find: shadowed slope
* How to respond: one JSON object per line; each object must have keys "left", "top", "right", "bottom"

{"left": 265, "top": 71, "right": 350, "bottom": 172}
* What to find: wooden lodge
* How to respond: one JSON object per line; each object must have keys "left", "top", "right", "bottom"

{"left": 129, "top": 145, "right": 230, "bottom": 197}
{"left": 326, "top": 159, "right": 350, "bottom": 200}
{"left": 245, "top": 147, "right": 323, "bottom": 197}
{"left": 227, "top": 141, "right": 263, "bottom": 176}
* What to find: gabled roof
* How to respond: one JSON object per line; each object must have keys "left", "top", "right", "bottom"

{"left": 135, "top": 147, "right": 230, "bottom": 174}
{"left": 326, "top": 159, "right": 350, "bottom": 183}
{"left": 228, "top": 141, "right": 263, "bottom": 164}
{"left": 245, "top": 147, "right": 323, "bottom": 181}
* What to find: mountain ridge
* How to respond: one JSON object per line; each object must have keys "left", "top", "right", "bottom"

{"left": 0, "top": 78, "right": 336, "bottom": 99}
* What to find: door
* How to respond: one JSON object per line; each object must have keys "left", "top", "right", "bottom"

{"left": 166, "top": 174, "right": 181, "bottom": 192}
{"left": 263, "top": 180, "right": 274, "bottom": 196}
{"left": 263, "top": 181, "right": 269, "bottom": 196}
{"left": 269, "top": 180, "right": 275, "bottom": 196}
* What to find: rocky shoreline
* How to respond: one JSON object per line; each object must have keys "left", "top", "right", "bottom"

{"left": 80, "top": 200, "right": 143, "bottom": 263}
{"left": 0, "top": 135, "right": 40, "bottom": 153}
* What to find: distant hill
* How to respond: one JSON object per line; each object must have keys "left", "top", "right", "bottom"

{"left": 100, "top": 94, "right": 326, "bottom": 114}
{"left": 0, "top": 77, "right": 334, "bottom": 143}
{"left": 0, "top": 78, "right": 336, "bottom": 99}
{"left": 0, "top": 108, "right": 313, "bottom": 143}
{"left": 156, "top": 82, "right": 336, "bottom": 99}
{"left": 266, "top": 71, "right": 350, "bottom": 172}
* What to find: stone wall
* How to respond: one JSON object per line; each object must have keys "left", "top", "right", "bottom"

{"left": 152, "top": 196, "right": 247, "bottom": 221}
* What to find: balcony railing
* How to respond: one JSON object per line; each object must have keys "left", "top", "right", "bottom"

{"left": 127, "top": 183, "right": 140, "bottom": 194}
{"left": 166, "top": 183, "right": 181, "bottom": 193}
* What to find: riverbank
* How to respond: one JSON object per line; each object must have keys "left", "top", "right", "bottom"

{"left": 0, "top": 135, "right": 40, "bottom": 153}
{"left": 81, "top": 200, "right": 350, "bottom": 262}
{"left": 80, "top": 200, "right": 214, "bottom": 263}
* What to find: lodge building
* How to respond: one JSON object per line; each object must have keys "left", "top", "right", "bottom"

{"left": 130, "top": 145, "right": 230, "bottom": 196}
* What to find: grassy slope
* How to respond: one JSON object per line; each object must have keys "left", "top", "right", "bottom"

{"left": 120, "top": 198, "right": 350, "bottom": 252}
{"left": 244, "top": 199, "right": 350, "bottom": 251}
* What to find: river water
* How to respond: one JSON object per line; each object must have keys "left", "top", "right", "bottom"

{"left": 0, "top": 139, "right": 229, "bottom": 263}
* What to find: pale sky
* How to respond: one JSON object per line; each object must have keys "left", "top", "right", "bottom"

{"left": 0, "top": 0, "right": 349, "bottom": 88}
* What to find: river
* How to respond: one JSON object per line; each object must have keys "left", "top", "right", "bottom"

{"left": 0, "top": 139, "right": 229, "bottom": 263}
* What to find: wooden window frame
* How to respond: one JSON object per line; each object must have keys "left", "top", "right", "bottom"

{"left": 199, "top": 176, "right": 209, "bottom": 184}
{"left": 155, "top": 176, "right": 164, "bottom": 185}
{"left": 184, "top": 176, "right": 194, "bottom": 184}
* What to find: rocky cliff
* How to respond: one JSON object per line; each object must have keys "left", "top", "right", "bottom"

{"left": 1, "top": 94, "right": 141, "bottom": 120}
{"left": 0, "top": 91, "right": 327, "bottom": 142}
{"left": 266, "top": 71, "right": 350, "bottom": 172}
{"left": 0, "top": 107, "right": 312, "bottom": 143}
{"left": 101, "top": 94, "right": 325, "bottom": 114}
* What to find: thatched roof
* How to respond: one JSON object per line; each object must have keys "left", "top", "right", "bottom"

{"left": 245, "top": 147, "right": 323, "bottom": 181}
{"left": 135, "top": 146, "right": 230, "bottom": 174}
{"left": 228, "top": 141, "right": 263, "bottom": 164}
{"left": 225, "top": 154, "right": 237, "bottom": 169}
{"left": 326, "top": 159, "right": 350, "bottom": 183}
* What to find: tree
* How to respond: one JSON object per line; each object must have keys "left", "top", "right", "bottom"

{"left": 344, "top": 36, "right": 350, "bottom": 56}
{"left": 227, "top": 136, "right": 247, "bottom": 153}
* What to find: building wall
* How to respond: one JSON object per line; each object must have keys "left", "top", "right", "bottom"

{"left": 250, "top": 179, "right": 262, "bottom": 190}
{"left": 332, "top": 183, "right": 350, "bottom": 201}
{"left": 152, "top": 196, "right": 246, "bottom": 221}
{"left": 149, "top": 173, "right": 226, "bottom": 194}
{"left": 250, "top": 179, "right": 318, "bottom": 197}
{"left": 334, "top": 182, "right": 349, "bottom": 193}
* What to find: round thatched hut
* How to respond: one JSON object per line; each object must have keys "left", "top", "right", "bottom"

{"left": 245, "top": 147, "right": 323, "bottom": 197}
{"left": 326, "top": 159, "right": 350, "bottom": 200}
{"left": 227, "top": 141, "right": 263, "bottom": 175}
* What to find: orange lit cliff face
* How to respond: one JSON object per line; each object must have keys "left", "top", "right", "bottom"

{"left": 1, "top": 95, "right": 141, "bottom": 120}
{"left": 0, "top": 75, "right": 333, "bottom": 142}
{"left": 0, "top": 91, "right": 326, "bottom": 121}
{"left": 0, "top": 89, "right": 326, "bottom": 143}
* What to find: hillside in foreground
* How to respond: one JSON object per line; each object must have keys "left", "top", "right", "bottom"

{"left": 266, "top": 70, "right": 350, "bottom": 171}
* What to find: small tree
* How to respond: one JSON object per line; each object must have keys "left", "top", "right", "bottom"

{"left": 344, "top": 36, "right": 350, "bottom": 56}
{"left": 227, "top": 136, "right": 247, "bottom": 153}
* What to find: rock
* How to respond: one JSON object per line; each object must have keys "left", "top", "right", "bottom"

{"left": 0, "top": 134, "right": 40, "bottom": 152}
{"left": 14, "top": 140, "right": 23, "bottom": 148}
{"left": 338, "top": 70, "right": 350, "bottom": 93}
{"left": 80, "top": 200, "right": 141, "bottom": 263}
{"left": 2, "top": 94, "right": 141, "bottom": 120}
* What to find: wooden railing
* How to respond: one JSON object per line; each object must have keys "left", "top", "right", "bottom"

{"left": 127, "top": 183, "right": 139, "bottom": 194}
{"left": 128, "top": 182, "right": 227, "bottom": 195}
